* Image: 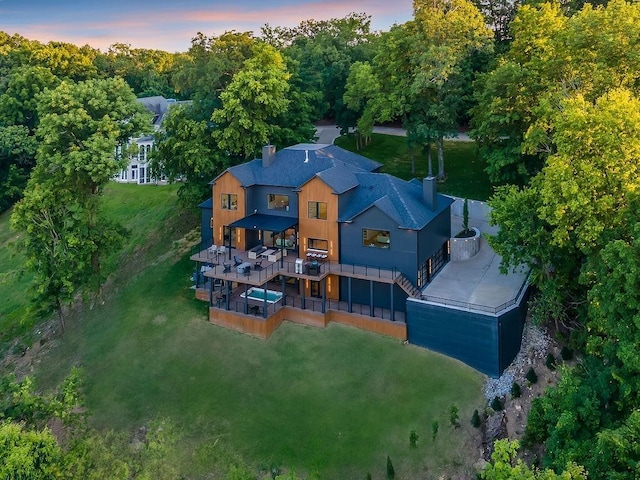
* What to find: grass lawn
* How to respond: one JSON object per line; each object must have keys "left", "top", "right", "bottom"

{"left": 0, "top": 183, "right": 184, "bottom": 353}
{"left": 335, "top": 134, "right": 493, "bottom": 201}
{"left": 0, "top": 207, "right": 33, "bottom": 349}
{"left": 35, "top": 252, "right": 485, "bottom": 479}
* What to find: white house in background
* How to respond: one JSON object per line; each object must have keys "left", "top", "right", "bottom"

{"left": 113, "top": 96, "right": 190, "bottom": 185}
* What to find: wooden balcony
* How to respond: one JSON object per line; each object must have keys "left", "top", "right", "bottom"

{"left": 190, "top": 247, "right": 402, "bottom": 287}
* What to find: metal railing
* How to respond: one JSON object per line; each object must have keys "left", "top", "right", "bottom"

{"left": 421, "top": 279, "right": 530, "bottom": 315}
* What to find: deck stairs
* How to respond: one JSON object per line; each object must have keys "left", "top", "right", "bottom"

{"left": 395, "top": 273, "right": 422, "bottom": 298}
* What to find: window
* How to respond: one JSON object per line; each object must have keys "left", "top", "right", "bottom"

{"left": 308, "top": 201, "right": 327, "bottom": 220}
{"left": 268, "top": 194, "right": 289, "bottom": 211}
{"left": 362, "top": 229, "right": 390, "bottom": 248}
{"left": 308, "top": 238, "right": 328, "bottom": 251}
{"left": 138, "top": 145, "right": 145, "bottom": 163}
{"left": 131, "top": 164, "right": 138, "bottom": 181}
{"left": 221, "top": 193, "right": 238, "bottom": 210}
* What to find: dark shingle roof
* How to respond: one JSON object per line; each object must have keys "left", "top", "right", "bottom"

{"left": 221, "top": 144, "right": 381, "bottom": 188}
{"left": 339, "top": 173, "right": 454, "bottom": 230}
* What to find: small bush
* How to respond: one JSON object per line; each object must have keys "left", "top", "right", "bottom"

{"left": 409, "top": 429, "right": 419, "bottom": 447}
{"left": 471, "top": 409, "right": 481, "bottom": 428}
{"left": 526, "top": 367, "right": 538, "bottom": 384}
{"left": 366, "top": 473, "right": 372, "bottom": 480}
{"left": 449, "top": 404, "right": 459, "bottom": 427}
{"left": 561, "top": 346, "right": 574, "bottom": 361}
{"left": 490, "top": 396, "right": 503, "bottom": 411}
{"left": 545, "top": 353, "right": 557, "bottom": 370}
{"left": 511, "top": 382, "right": 522, "bottom": 398}
{"left": 386, "top": 456, "right": 395, "bottom": 480}
{"left": 431, "top": 421, "right": 439, "bottom": 441}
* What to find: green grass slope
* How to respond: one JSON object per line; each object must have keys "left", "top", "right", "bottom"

{"left": 33, "top": 225, "right": 484, "bottom": 478}
{"left": 335, "top": 133, "right": 493, "bottom": 201}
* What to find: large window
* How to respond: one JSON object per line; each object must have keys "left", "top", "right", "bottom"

{"left": 308, "top": 238, "right": 328, "bottom": 251}
{"left": 268, "top": 194, "right": 289, "bottom": 211}
{"left": 308, "top": 201, "right": 327, "bottom": 220}
{"left": 362, "top": 229, "right": 390, "bottom": 248}
{"left": 221, "top": 193, "right": 238, "bottom": 210}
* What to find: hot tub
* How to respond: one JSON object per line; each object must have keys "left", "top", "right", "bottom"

{"left": 240, "top": 287, "right": 283, "bottom": 304}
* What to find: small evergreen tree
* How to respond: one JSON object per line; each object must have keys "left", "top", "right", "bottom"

{"left": 545, "top": 353, "right": 557, "bottom": 370}
{"left": 561, "top": 346, "right": 574, "bottom": 361}
{"left": 386, "top": 456, "right": 395, "bottom": 480}
{"left": 449, "top": 404, "right": 460, "bottom": 427}
{"left": 409, "top": 429, "right": 419, "bottom": 447}
{"left": 526, "top": 367, "right": 538, "bottom": 384}
{"left": 463, "top": 198, "right": 470, "bottom": 233}
{"left": 511, "top": 382, "right": 522, "bottom": 398}
{"left": 366, "top": 473, "right": 372, "bottom": 480}
{"left": 491, "top": 396, "right": 503, "bottom": 411}
{"left": 432, "top": 420, "right": 439, "bottom": 441}
{"left": 471, "top": 409, "right": 481, "bottom": 428}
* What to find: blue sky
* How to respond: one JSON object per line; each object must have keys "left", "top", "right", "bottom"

{"left": 1, "top": 0, "right": 414, "bottom": 52}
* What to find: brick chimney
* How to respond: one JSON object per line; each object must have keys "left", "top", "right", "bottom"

{"left": 262, "top": 145, "right": 276, "bottom": 167}
{"left": 423, "top": 176, "right": 437, "bottom": 211}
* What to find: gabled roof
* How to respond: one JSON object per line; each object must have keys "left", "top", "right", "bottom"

{"left": 339, "top": 173, "right": 454, "bottom": 230}
{"left": 217, "top": 144, "right": 381, "bottom": 189}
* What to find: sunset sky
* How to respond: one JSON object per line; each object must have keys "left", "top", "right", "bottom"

{"left": 1, "top": 0, "right": 415, "bottom": 52}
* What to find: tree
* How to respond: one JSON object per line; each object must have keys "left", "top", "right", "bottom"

{"left": 212, "top": 43, "right": 291, "bottom": 160}
{"left": 0, "top": 421, "right": 64, "bottom": 479}
{"left": 11, "top": 77, "right": 149, "bottom": 325}
{"left": 343, "top": 61, "right": 380, "bottom": 149}
{"left": 0, "top": 125, "right": 37, "bottom": 212}
{"left": 262, "top": 13, "right": 376, "bottom": 122}
{"left": 151, "top": 104, "right": 225, "bottom": 206}
{"left": 481, "top": 439, "right": 586, "bottom": 479}
{"left": 472, "top": 0, "right": 640, "bottom": 184}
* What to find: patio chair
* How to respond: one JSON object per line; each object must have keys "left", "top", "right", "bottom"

{"left": 254, "top": 259, "right": 263, "bottom": 270}
{"left": 233, "top": 255, "right": 243, "bottom": 266}
{"left": 218, "top": 245, "right": 226, "bottom": 256}
{"left": 222, "top": 262, "right": 231, "bottom": 273}
{"left": 243, "top": 265, "right": 251, "bottom": 277}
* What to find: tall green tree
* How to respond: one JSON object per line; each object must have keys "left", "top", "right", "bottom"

{"left": 211, "top": 43, "right": 291, "bottom": 160}
{"left": 11, "top": 77, "right": 149, "bottom": 325}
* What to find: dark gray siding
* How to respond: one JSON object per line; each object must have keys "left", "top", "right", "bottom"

{"left": 417, "top": 208, "right": 451, "bottom": 262}
{"left": 339, "top": 207, "right": 418, "bottom": 282}
{"left": 245, "top": 185, "right": 298, "bottom": 218}
{"left": 406, "top": 292, "right": 528, "bottom": 377}
{"left": 199, "top": 203, "right": 213, "bottom": 248}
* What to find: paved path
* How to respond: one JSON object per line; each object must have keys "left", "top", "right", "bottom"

{"left": 314, "top": 124, "right": 473, "bottom": 144}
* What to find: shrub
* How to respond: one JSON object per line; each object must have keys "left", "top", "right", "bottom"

{"left": 386, "top": 456, "right": 395, "bottom": 480}
{"left": 366, "top": 473, "right": 372, "bottom": 480}
{"left": 409, "top": 429, "right": 419, "bottom": 447}
{"left": 449, "top": 404, "right": 459, "bottom": 427}
{"left": 526, "top": 367, "right": 538, "bottom": 384}
{"left": 463, "top": 198, "right": 470, "bottom": 232}
{"left": 431, "top": 421, "right": 439, "bottom": 441}
{"left": 545, "top": 353, "right": 557, "bottom": 370}
{"left": 491, "top": 396, "right": 503, "bottom": 411}
{"left": 561, "top": 346, "right": 574, "bottom": 361}
{"left": 511, "top": 382, "right": 522, "bottom": 398}
{"left": 471, "top": 409, "right": 481, "bottom": 428}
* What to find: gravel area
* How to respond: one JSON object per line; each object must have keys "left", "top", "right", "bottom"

{"left": 483, "top": 321, "right": 551, "bottom": 401}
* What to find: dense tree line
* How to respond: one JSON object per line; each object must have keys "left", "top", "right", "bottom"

{"left": 4, "top": 0, "right": 640, "bottom": 476}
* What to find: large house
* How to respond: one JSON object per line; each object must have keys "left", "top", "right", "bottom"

{"left": 191, "top": 143, "right": 528, "bottom": 377}
{"left": 113, "top": 96, "right": 189, "bottom": 184}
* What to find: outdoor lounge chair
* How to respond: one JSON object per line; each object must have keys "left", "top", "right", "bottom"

{"left": 233, "top": 255, "right": 242, "bottom": 266}
{"left": 222, "top": 263, "right": 231, "bottom": 273}
{"left": 243, "top": 265, "right": 251, "bottom": 276}
{"left": 254, "top": 259, "right": 263, "bottom": 270}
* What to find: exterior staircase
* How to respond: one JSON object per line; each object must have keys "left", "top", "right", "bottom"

{"left": 396, "top": 273, "right": 422, "bottom": 299}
